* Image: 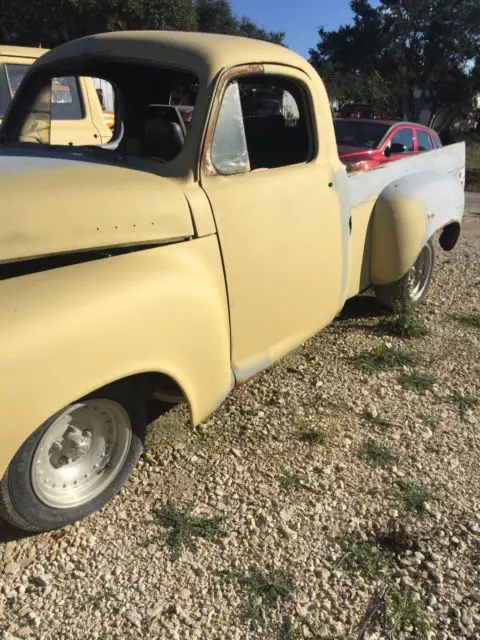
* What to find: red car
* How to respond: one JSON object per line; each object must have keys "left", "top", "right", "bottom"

{"left": 334, "top": 119, "right": 442, "bottom": 173}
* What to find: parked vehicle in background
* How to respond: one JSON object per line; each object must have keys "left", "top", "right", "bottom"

{"left": 0, "top": 45, "right": 48, "bottom": 122}
{"left": 335, "top": 118, "right": 442, "bottom": 173}
{"left": 0, "top": 45, "right": 113, "bottom": 142}
{"left": 339, "top": 102, "right": 381, "bottom": 119}
{"left": 0, "top": 32, "right": 465, "bottom": 533}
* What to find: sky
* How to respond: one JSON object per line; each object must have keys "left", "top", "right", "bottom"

{"left": 230, "top": 0, "right": 380, "bottom": 58}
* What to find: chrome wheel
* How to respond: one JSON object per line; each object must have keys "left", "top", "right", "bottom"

{"left": 407, "top": 242, "right": 434, "bottom": 304}
{"left": 31, "top": 399, "right": 132, "bottom": 509}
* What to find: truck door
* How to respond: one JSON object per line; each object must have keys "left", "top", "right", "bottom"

{"left": 201, "top": 64, "right": 345, "bottom": 382}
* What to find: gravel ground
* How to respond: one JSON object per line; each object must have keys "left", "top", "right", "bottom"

{"left": 1, "top": 196, "right": 479, "bottom": 640}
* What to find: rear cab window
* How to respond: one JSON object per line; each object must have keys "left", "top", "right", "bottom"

{"left": 8, "top": 61, "right": 199, "bottom": 160}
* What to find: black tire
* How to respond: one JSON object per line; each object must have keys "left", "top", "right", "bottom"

{"left": 374, "top": 239, "right": 435, "bottom": 310}
{"left": 0, "top": 383, "right": 146, "bottom": 533}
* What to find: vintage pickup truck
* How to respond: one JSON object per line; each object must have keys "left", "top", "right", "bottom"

{"left": 0, "top": 44, "right": 112, "bottom": 143}
{"left": 0, "top": 32, "right": 465, "bottom": 532}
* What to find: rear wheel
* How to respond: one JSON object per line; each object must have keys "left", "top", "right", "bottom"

{"left": 0, "top": 383, "right": 145, "bottom": 532}
{"left": 374, "top": 239, "right": 435, "bottom": 310}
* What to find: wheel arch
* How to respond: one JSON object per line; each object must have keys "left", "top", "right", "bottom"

{"left": 0, "top": 239, "right": 233, "bottom": 479}
{"left": 370, "top": 170, "right": 464, "bottom": 286}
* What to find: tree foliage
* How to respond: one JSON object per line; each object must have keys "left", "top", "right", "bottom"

{"left": 309, "top": 0, "right": 480, "bottom": 129}
{"left": 195, "top": 0, "right": 284, "bottom": 43}
{"left": 0, "top": 0, "right": 284, "bottom": 48}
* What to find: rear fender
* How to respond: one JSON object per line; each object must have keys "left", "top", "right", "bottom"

{"left": 0, "top": 237, "right": 232, "bottom": 477}
{"left": 370, "top": 170, "right": 464, "bottom": 285}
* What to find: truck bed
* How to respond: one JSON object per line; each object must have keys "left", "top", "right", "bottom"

{"left": 346, "top": 142, "right": 465, "bottom": 299}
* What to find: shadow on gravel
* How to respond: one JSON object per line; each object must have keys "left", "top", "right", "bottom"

{"left": 336, "top": 295, "right": 389, "bottom": 322}
{"left": 0, "top": 520, "right": 34, "bottom": 544}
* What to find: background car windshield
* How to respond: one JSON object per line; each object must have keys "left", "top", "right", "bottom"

{"left": 0, "top": 63, "right": 30, "bottom": 117}
{"left": 334, "top": 120, "right": 390, "bottom": 149}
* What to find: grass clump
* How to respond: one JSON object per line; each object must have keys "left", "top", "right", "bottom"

{"left": 150, "top": 502, "right": 225, "bottom": 559}
{"left": 297, "top": 425, "right": 327, "bottom": 446}
{"left": 452, "top": 311, "right": 480, "bottom": 329}
{"left": 380, "top": 299, "right": 429, "bottom": 338}
{"left": 240, "top": 567, "right": 295, "bottom": 609}
{"left": 222, "top": 566, "right": 295, "bottom": 631}
{"left": 396, "top": 482, "right": 434, "bottom": 516}
{"left": 399, "top": 372, "right": 436, "bottom": 394}
{"left": 388, "top": 588, "right": 430, "bottom": 638}
{"left": 335, "top": 536, "right": 393, "bottom": 580}
{"left": 351, "top": 344, "right": 417, "bottom": 373}
{"left": 359, "top": 440, "right": 396, "bottom": 469}
{"left": 279, "top": 473, "right": 312, "bottom": 494}
{"left": 443, "top": 390, "right": 478, "bottom": 417}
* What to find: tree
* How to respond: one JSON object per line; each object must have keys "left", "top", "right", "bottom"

{"left": 309, "top": 0, "right": 480, "bottom": 130}
{"left": 195, "top": 0, "right": 237, "bottom": 35}
{"left": 195, "top": 0, "right": 285, "bottom": 44}
{"left": 0, "top": 0, "right": 284, "bottom": 48}
{"left": 0, "top": 0, "right": 197, "bottom": 47}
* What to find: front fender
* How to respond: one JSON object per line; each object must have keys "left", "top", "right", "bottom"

{"left": 0, "top": 236, "right": 232, "bottom": 477}
{"left": 370, "top": 170, "right": 464, "bottom": 285}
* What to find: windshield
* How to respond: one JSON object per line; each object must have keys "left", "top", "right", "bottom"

{"left": 334, "top": 120, "right": 390, "bottom": 149}
{"left": 0, "top": 63, "right": 30, "bottom": 117}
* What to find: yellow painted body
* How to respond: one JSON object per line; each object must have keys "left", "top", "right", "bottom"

{"left": 0, "top": 45, "right": 111, "bottom": 143}
{"left": 0, "top": 33, "right": 465, "bottom": 478}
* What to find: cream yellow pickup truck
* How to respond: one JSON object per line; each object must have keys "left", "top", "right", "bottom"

{"left": 0, "top": 32, "right": 465, "bottom": 532}
{"left": 0, "top": 44, "right": 112, "bottom": 144}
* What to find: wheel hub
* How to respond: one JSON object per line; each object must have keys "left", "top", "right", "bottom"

{"left": 51, "top": 427, "right": 93, "bottom": 465}
{"left": 31, "top": 399, "right": 132, "bottom": 509}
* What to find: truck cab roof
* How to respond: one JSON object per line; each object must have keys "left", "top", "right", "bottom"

{"left": 0, "top": 45, "right": 48, "bottom": 60}
{"left": 33, "top": 31, "right": 312, "bottom": 80}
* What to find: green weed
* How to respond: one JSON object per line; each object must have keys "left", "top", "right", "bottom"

{"left": 279, "top": 473, "right": 312, "bottom": 494}
{"left": 351, "top": 344, "right": 417, "bottom": 373}
{"left": 150, "top": 503, "right": 225, "bottom": 559}
{"left": 335, "top": 536, "right": 393, "bottom": 580}
{"left": 444, "top": 390, "right": 478, "bottom": 417}
{"left": 396, "top": 482, "right": 434, "bottom": 516}
{"left": 359, "top": 440, "right": 396, "bottom": 469}
{"left": 399, "top": 372, "right": 436, "bottom": 394}
{"left": 380, "top": 299, "right": 429, "bottom": 338}
{"left": 388, "top": 588, "right": 430, "bottom": 638}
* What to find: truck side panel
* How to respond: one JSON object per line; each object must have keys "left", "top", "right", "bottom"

{"left": 0, "top": 236, "right": 232, "bottom": 478}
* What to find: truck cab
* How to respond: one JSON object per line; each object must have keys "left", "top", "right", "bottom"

{"left": 0, "top": 32, "right": 465, "bottom": 533}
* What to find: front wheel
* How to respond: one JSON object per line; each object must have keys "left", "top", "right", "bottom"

{"left": 0, "top": 384, "right": 145, "bottom": 532}
{"left": 373, "top": 239, "right": 435, "bottom": 310}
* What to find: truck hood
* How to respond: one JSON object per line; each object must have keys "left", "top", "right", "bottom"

{"left": 0, "top": 149, "right": 194, "bottom": 263}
